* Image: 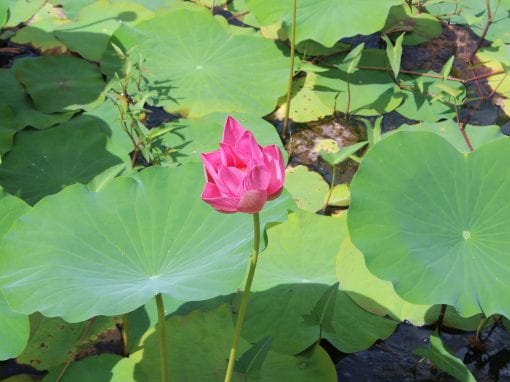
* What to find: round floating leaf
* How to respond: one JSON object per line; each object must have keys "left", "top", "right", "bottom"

{"left": 284, "top": 166, "right": 329, "bottom": 212}
{"left": 15, "top": 56, "right": 106, "bottom": 113}
{"left": 5, "top": 0, "right": 45, "bottom": 27}
{"left": 17, "top": 314, "right": 118, "bottom": 370}
{"left": 102, "top": 7, "right": 289, "bottom": 117}
{"left": 242, "top": 211, "right": 397, "bottom": 354}
{"left": 0, "top": 68, "right": 74, "bottom": 130}
{"left": 0, "top": 117, "right": 124, "bottom": 205}
{"left": 337, "top": 235, "right": 482, "bottom": 330}
{"left": 54, "top": 1, "right": 154, "bottom": 62}
{"left": 348, "top": 132, "right": 510, "bottom": 318}
{"left": 383, "top": 5, "right": 442, "bottom": 46}
{"left": 0, "top": 164, "right": 291, "bottom": 322}
{"left": 396, "top": 120, "right": 506, "bottom": 152}
{"left": 0, "top": 192, "right": 30, "bottom": 360}
{"left": 245, "top": 0, "right": 401, "bottom": 47}
{"left": 47, "top": 304, "right": 337, "bottom": 382}
{"left": 275, "top": 72, "right": 332, "bottom": 123}
{"left": 426, "top": 0, "right": 510, "bottom": 43}
{"left": 316, "top": 50, "right": 404, "bottom": 116}
{"left": 11, "top": 3, "right": 70, "bottom": 53}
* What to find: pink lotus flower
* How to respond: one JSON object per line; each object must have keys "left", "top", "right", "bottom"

{"left": 200, "top": 116, "right": 285, "bottom": 214}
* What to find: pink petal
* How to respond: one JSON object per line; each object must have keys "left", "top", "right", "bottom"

{"left": 236, "top": 131, "right": 263, "bottom": 163}
{"left": 217, "top": 166, "right": 246, "bottom": 195}
{"left": 239, "top": 164, "right": 271, "bottom": 194}
{"left": 262, "top": 145, "right": 286, "bottom": 198}
{"left": 219, "top": 143, "right": 249, "bottom": 169}
{"left": 222, "top": 116, "right": 246, "bottom": 146}
{"left": 200, "top": 150, "right": 222, "bottom": 182}
{"left": 237, "top": 190, "right": 267, "bottom": 213}
{"left": 201, "top": 182, "right": 240, "bottom": 213}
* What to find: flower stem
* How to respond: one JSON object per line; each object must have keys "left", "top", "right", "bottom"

{"left": 224, "top": 212, "right": 261, "bottom": 382}
{"left": 282, "top": 0, "right": 297, "bottom": 139}
{"left": 156, "top": 293, "right": 169, "bottom": 382}
{"left": 122, "top": 313, "right": 129, "bottom": 356}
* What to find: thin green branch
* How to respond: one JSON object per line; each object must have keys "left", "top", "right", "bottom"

{"left": 282, "top": 0, "right": 297, "bottom": 139}
{"left": 224, "top": 213, "right": 261, "bottom": 382}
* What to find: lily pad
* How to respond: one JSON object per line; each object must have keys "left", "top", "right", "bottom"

{"left": 11, "top": 3, "right": 70, "bottom": 53}
{"left": 315, "top": 49, "right": 404, "bottom": 116}
{"left": 348, "top": 131, "right": 510, "bottom": 318}
{"left": 383, "top": 5, "right": 442, "bottom": 46}
{"left": 14, "top": 56, "right": 106, "bottom": 113}
{"left": 46, "top": 305, "right": 337, "bottom": 381}
{"left": 18, "top": 314, "right": 119, "bottom": 370}
{"left": 284, "top": 166, "right": 329, "bottom": 212}
{"left": 0, "top": 164, "right": 291, "bottom": 322}
{"left": 0, "top": 118, "right": 124, "bottom": 205}
{"left": 101, "top": 6, "right": 289, "bottom": 117}
{"left": 337, "top": 235, "right": 482, "bottom": 329}
{"left": 242, "top": 211, "right": 397, "bottom": 354}
{"left": 0, "top": 192, "right": 30, "bottom": 360}
{"left": 426, "top": 0, "right": 510, "bottom": 43}
{"left": 396, "top": 120, "right": 506, "bottom": 152}
{"left": 245, "top": 0, "right": 402, "bottom": 47}
{"left": 0, "top": 106, "right": 17, "bottom": 156}
{"left": 53, "top": 1, "right": 154, "bottom": 62}
{"left": 275, "top": 72, "right": 333, "bottom": 123}
{"left": 4, "top": 0, "right": 45, "bottom": 27}
{"left": 0, "top": 68, "right": 74, "bottom": 130}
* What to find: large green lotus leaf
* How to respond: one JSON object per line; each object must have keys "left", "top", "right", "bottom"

{"left": 102, "top": 7, "right": 289, "bottom": 117}
{"left": 14, "top": 56, "right": 106, "bottom": 113}
{"left": 396, "top": 75, "right": 466, "bottom": 122}
{"left": 0, "top": 106, "right": 17, "bottom": 156}
{"left": 11, "top": 4, "right": 70, "bottom": 52}
{"left": 0, "top": 68, "right": 74, "bottom": 130}
{"left": 383, "top": 5, "right": 442, "bottom": 46}
{"left": 53, "top": 1, "right": 154, "bottom": 62}
{"left": 0, "top": 1, "right": 8, "bottom": 27}
{"left": 245, "top": 0, "right": 401, "bottom": 47}
{"left": 315, "top": 49, "right": 404, "bottom": 116}
{"left": 0, "top": 164, "right": 291, "bottom": 322}
{"left": 396, "top": 120, "right": 506, "bottom": 153}
{"left": 83, "top": 98, "right": 136, "bottom": 159}
{"left": 476, "top": 44, "right": 510, "bottom": 116}
{"left": 337, "top": 235, "right": 482, "bottom": 330}
{"left": 284, "top": 165, "right": 329, "bottom": 213}
{"left": 0, "top": 192, "right": 30, "bottom": 360}
{"left": 17, "top": 313, "right": 119, "bottom": 370}
{"left": 4, "top": 0, "right": 45, "bottom": 27}
{"left": 275, "top": 72, "right": 332, "bottom": 123}
{"left": 46, "top": 305, "right": 336, "bottom": 381}
{"left": 242, "top": 211, "right": 397, "bottom": 354}
{"left": 0, "top": 119, "right": 124, "bottom": 205}
{"left": 426, "top": 0, "right": 510, "bottom": 43}
{"left": 161, "top": 112, "right": 287, "bottom": 164}
{"left": 348, "top": 131, "right": 510, "bottom": 318}
{"left": 137, "top": 304, "right": 337, "bottom": 382}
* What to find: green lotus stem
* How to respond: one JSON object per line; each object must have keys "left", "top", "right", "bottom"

{"left": 224, "top": 212, "right": 261, "bottom": 382}
{"left": 122, "top": 313, "right": 129, "bottom": 355}
{"left": 323, "top": 165, "right": 336, "bottom": 211}
{"left": 282, "top": 0, "right": 297, "bottom": 138}
{"left": 156, "top": 293, "right": 169, "bottom": 382}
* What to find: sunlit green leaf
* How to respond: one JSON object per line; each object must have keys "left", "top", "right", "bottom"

{"left": 348, "top": 132, "right": 510, "bottom": 318}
